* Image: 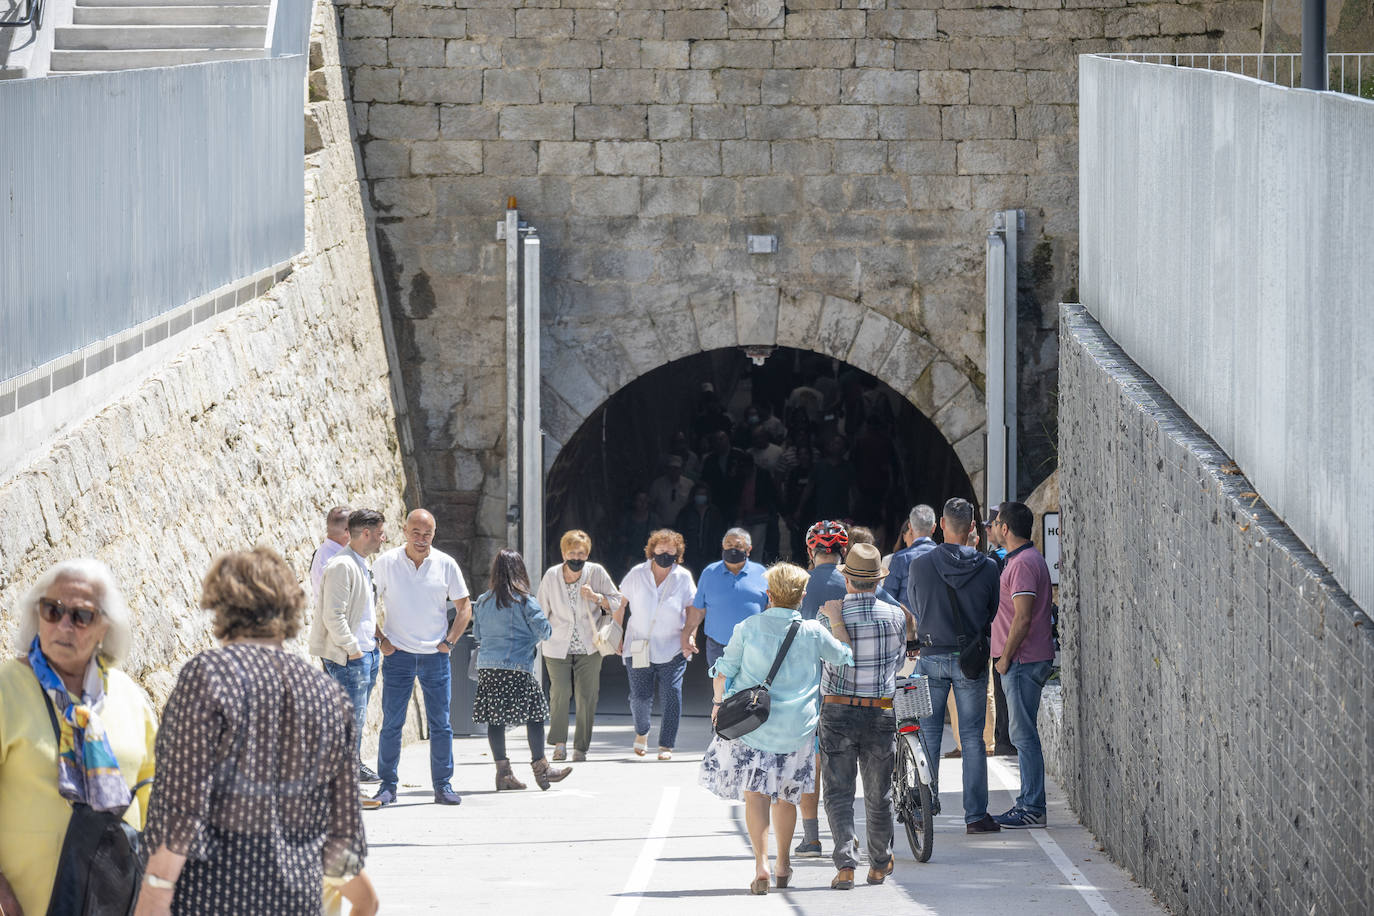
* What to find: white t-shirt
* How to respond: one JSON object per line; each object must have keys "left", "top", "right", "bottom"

{"left": 618, "top": 561, "right": 696, "bottom": 665}
{"left": 310, "top": 537, "right": 347, "bottom": 598}
{"left": 372, "top": 546, "right": 469, "bottom": 654}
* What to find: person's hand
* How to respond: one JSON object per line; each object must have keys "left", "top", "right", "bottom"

{"left": 132, "top": 883, "right": 173, "bottom": 916}
{"left": 906, "top": 646, "right": 920, "bottom": 660}
{"left": 711, "top": 702, "right": 720, "bottom": 726}
{"left": 580, "top": 584, "right": 599, "bottom": 604}
{"left": 0, "top": 872, "right": 25, "bottom": 916}
{"left": 616, "top": 638, "right": 625, "bottom": 656}
{"left": 681, "top": 631, "right": 698, "bottom": 658}
{"left": 378, "top": 637, "right": 396, "bottom": 657}
{"left": 821, "top": 599, "right": 843, "bottom": 619}
{"left": 348, "top": 651, "right": 363, "bottom": 661}
{"left": 995, "top": 656, "right": 1010, "bottom": 676}
{"left": 436, "top": 638, "right": 452, "bottom": 655}
{"left": 340, "top": 871, "right": 380, "bottom": 916}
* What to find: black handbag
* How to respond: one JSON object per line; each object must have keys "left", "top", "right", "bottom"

{"left": 946, "top": 582, "right": 991, "bottom": 679}
{"left": 714, "top": 620, "right": 801, "bottom": 740}
{"left": 41, "top": 694, "right": 149, "bottom": 916}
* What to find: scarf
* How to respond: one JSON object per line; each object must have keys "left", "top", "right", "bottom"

{"left": 28, "top": 636, "right": 132, "bottom": 813}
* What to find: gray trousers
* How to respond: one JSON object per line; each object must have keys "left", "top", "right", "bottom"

{"left": 546, "top": 652, "right": 603, "bottom": 752}
{"left": 819, "top": 703, "right": 897, "bottom": 871}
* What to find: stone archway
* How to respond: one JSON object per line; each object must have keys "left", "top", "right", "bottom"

{"left": 539, "top": 287, "right": 987, "bottom": 501}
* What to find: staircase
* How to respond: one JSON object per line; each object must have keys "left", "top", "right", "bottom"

{"left": 49, "top": 0, "right": 269, "bottom": 72}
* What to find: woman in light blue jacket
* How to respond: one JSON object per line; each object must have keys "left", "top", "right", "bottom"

{"left": 700, "top": 562, "right": 853, "bottom": 895}
{"left": 472, "top": 549, "right": 571, "bottom": 792}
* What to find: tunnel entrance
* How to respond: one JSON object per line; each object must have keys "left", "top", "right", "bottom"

{"left": 541, "top": 345, "right": 977, "bottom": 722}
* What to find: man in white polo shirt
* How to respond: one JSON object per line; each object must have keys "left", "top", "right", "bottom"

{"left": 369, "top": 508, "right": 471, "bottom": 807}
{"left": 309, "top": 505, "right": 352, "bottom": 602}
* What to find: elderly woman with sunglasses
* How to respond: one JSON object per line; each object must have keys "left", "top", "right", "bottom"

{"left": 0, "top": 559, "right": 157, "bottom": 916}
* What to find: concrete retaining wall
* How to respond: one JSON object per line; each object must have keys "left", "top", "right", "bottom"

{"left": 1058, "top": 304, "right": 1373, "bottom": 915}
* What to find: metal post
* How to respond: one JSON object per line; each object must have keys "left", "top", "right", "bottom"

{"left": 1001, "top": 209, "right": 1019, "bottom": 503}
{"left": 521, "top": 233, "right": 542, "bottom": 574}
{"left": 985, "top": 231, "right": 1007, "bottom": 514}
{"left": 504, "top": 205, "right": 520, "bottom": 548}
{"left": 1303, "top": 0, "right": 1327, "bottom": 90}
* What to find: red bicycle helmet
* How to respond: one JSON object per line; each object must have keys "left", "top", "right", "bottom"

{"left": 805, "top": 520, "right": 849, "bottom": 553}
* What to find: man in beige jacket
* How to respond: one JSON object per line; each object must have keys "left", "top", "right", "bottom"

{"left": 310, "top": 508, "right": 387, "bottom": 792}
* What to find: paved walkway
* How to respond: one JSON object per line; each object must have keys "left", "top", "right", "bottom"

{"left": 359, "top": 714, "right": 1164, "bottom": 915}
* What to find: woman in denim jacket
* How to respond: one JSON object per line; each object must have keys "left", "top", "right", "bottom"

{"left": 472, "top": 549, "right": 572, "bottom": 791}
{"left": 699, "top": 562, "right": 853, "bottom": 895}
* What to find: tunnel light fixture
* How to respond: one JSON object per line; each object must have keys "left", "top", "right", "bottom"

{"left": 747, "top": 234, "right": 778, "bottom": 254}
{"left": 743, "top": 346, "right": 774, "bottom": 366}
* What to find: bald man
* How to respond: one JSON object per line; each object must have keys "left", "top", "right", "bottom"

{"left": 369, "top": 509, "right": 472, "bottom": 806}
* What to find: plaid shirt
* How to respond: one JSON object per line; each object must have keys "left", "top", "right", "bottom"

{"left": 818, "top": 592, "right": 907, "bottom": 698}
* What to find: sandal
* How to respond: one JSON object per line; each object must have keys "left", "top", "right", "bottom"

{"left": 633, "top": 735, "right": 647, "bottom": 757}
{"left": 867, "top": 860, "right": 894, "bottom": 885}
{"left": 552, "top": 743, "right": 567, "bottom": 761}
{"left": 831, "top": 868, "right": 855, "bottom": 890}
{"left": 749, "top": 876, "right": 769, "bottom": 895}
{"left": 775, "top": 869, "right": 792, "bottom": 889}
{"left": 657, "top": 747, "right": 672, "bottom": 760}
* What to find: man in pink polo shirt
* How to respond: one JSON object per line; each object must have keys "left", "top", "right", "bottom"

{"left": 989, "top": 502, "right": 1055, "bottom": 828}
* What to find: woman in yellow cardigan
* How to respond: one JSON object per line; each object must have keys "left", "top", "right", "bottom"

{"left": 0, "top": 559, "right": 157, "bottom": 916}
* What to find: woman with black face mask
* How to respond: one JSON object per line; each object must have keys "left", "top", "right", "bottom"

{"left": 617, "top": 529, "right": 697, "bottom": 759}
{"left": 536, "top": 530, "right": 624, "bottom": 763}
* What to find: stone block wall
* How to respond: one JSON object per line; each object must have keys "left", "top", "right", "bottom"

{"left": 0, "top": 2, "right": 411, "bottom": 749}
{"left": 1058, "top": 304, "right": 1373, "bottom": 916}
{"left": 331, "top": 0, "right": 1262, "bottom": 568}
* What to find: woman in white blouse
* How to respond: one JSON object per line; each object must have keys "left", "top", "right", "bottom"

{"left": 536, "top": 530, "right": 623, "bottom": 762}
{"left": 617, "top": 529, "right": 697, "bottom": 760}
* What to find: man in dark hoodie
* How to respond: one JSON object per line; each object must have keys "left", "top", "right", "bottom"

{"left": 907, "top": 497, "right": 1002, "bottom": 834}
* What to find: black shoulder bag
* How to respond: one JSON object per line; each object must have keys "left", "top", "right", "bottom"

{"left": 42, "top": 694, "right": 150, "bottom": 916}
{"left": 946, "top": 581, "right": 991, "bottom": 680}
{"left": 714, "top": 620, "right": 801, "bottom": 740}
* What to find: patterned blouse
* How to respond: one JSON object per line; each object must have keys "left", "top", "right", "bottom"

{"left": 565, "top": 579, "right": 589, "bottom": 655}
{"left": 142, "top": 644, "right": 365, "bottom": 915}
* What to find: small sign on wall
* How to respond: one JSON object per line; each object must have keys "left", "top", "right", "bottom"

{"left": 1043, "top": 512, "right": 1061, "bottom": 585}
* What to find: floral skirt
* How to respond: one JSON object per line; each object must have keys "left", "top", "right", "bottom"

{"left": 472, "top": 668, "right": 550, "bottom": 726}
{"left": 698, "top": 735, "right": 816, "bottom": 805}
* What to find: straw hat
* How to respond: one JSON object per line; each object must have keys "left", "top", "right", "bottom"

{"left": 837, "top": 542, "right": 889, "bottom": 581}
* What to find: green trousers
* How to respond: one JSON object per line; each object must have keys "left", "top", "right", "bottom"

{"left": 546, "top": 652, "right": 604, "bottom": 752}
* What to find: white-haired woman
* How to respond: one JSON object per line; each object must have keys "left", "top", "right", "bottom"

{"left": 0, "top": 559, "right": 158, "bottom": 916}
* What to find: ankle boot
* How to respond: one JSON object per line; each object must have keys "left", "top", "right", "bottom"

{"left": 495, "top": 759, "right": 527, "bottom": 791}
{"left": 531, "top": 757, "right": 571, "bottom": 791}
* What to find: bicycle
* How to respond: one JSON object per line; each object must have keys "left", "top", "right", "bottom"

{"left": 893, "top": 673, "right": 936, "bottom": 862}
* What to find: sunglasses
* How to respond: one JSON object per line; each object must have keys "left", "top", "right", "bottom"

{"left": 37, "top": 598, "right": 102, "bottom": 628}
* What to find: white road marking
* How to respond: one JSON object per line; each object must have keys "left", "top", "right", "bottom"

{"left": 988, "top": 758, "right": 1120, "bottom": 916}
{"left": 611, "top": 786, "right": 680, "bottom": 916}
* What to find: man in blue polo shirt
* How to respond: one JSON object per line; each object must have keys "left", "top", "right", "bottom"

{"left": 681, "top": 527, "right": 768, "bottom": 668}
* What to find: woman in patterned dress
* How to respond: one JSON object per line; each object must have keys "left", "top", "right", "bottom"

{"left": 135, "top": 548, "right": 377, "bottom": 916}
{"left": 472, "top": 549, "right": 572, "bottom": 791}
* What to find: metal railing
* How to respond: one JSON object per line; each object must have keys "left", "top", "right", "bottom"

{"left": 0, "top": 0, "right": 44, "bottom": 29}
{"left": 1097, "top": 53, "right": 1374, "bottom": 100}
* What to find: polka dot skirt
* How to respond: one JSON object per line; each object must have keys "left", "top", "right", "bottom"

{"left": 472, "top": 668, "right": 550, "bottom": 726}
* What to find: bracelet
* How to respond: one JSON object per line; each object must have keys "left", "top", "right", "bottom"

{"left": 712, "top": 700, "right": 723, "bottom": 705}
{"left": 144, "top": 873, "right": 176, "bottom": 890}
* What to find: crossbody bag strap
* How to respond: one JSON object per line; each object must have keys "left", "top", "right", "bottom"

{"left": 762, "top": 620, "right": 802, "bottom": 688}
{"left": 42, "top": 688, "right": 62, "bottom": 741}
{"left": 944, "top": 581, "right": 970, "bottom": 647}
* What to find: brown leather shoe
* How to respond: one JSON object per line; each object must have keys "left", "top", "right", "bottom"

{"left": 495, "top": 759, "right": 526, "bottom": 791}
{"left": 830, "top": 868, "right": 855, "bottom": 890}
{"left": 532, "top": 757, "right": 571, "bottom": 790}
{"left": 867, "top": 860, "right": 894, "bottom": 884}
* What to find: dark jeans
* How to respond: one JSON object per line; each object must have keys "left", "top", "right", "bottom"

{"left": 625, "top": 654, "right": 687, "bottom": 748}
{"left": 705, "top": 636, "right": 728, "bottom": 669}
{"left": 819, "top": 703, "right": 896, "bottom": 871}
{"left": 377, "top": 648, "right": 454, "bottom": 792}
{"left": 322, "top": 646, "right": 380, "bottom": 764}
{"left": 487, "top": 722, "right": 547, "bottom": 763}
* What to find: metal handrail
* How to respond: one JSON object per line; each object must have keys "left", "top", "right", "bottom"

{"left": 1096, "top": 52, "right": 1374, "bottom": 100}
{"left": 0, "top": 0, "right": 44, "bottom": 29}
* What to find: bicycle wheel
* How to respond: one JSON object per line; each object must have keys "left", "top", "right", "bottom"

{"left": 896, "top": 733, "right": 935, "bottom": 862}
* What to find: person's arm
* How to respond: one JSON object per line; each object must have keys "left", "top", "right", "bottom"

{"left": 338, "top": 872, "right": 379, "bottom": 916}
{"left": 820, "top": 599, "right": 851, "bottom": 646}
{"left": 441, "top": 596, "right": 472, "bottom": 652}
{"left": 526, "top": 595, "right": 554, "bottom": 642}
{"left": 133, "top": 848, "right": 187, "bottom": 916}
{"left": 321, "top": 697, "right": 371, "bottom": 913}
{"left": 995, "top": 593, "right": 1035, "bottom": 675}
{"left": 320, "top": 565, "right": 362, "bottom": 660}
{"left": 0, "top": 872, "right": 23, "bottom": 916}
{"left": 710, "top": 672, "right": 727, "bottom": 726}
{"left": 682, "top": 579, "right": 706, "bottom": 658}
{"left": 815, "top": 621, "right": 855, "bottom": 669}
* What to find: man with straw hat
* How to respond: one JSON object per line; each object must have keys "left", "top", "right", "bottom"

{"left": 815, "top": 542, "right": 908, "bottom": 890}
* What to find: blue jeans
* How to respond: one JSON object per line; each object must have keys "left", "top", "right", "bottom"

{"left": 705, "top": 636, "right": 727, "bottom": 670}
{"left": 819, "top": 704, "right": 896, "bottom": 871}
{"left": 322, "top": 647, "right": 380, "bottom": 763}
{"left": 377, "top": 649, "right": 454, "bottom": 792}
{"left": 1001, "top": 659, "right": 1053, "bottom": 816}
{"left": 916, "top": 651, "right": 989, "bottom": 823}
{"left": 625, "top": 654, "right": 687, "bottom": 749}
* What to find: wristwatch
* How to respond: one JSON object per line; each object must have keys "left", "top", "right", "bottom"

{"left": 441, "top": 637, "right": 456, "bottom": 649}
{"left": 144, "top": 874, "right": 176, "bottom": 890}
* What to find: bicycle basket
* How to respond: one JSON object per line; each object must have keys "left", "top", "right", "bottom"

{"left": 894, "top": 676, "right": 933, "bottom": 720}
